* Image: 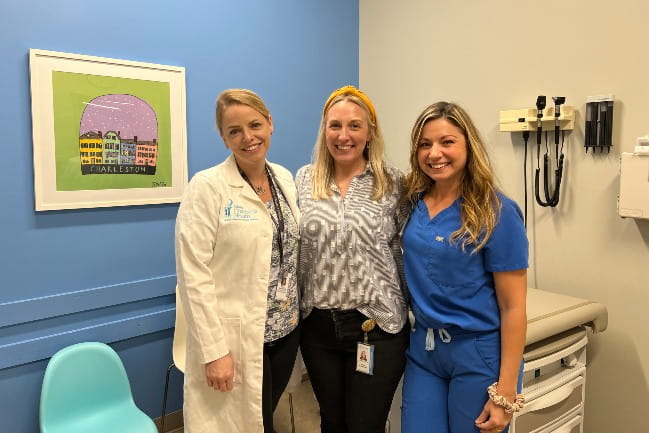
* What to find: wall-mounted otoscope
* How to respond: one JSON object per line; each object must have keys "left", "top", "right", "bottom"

{"left": 553, "top": 96, "right": 566, "bottom": 146}
{"left": 498, "top": 97, "right": 575, "bottom": 218}
{"left": 536, "top": 95, "right": 546, "bottom": 147}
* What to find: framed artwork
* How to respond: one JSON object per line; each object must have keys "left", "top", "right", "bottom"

{"left": 29, "top": 49, "right": 188, "bottom": 211}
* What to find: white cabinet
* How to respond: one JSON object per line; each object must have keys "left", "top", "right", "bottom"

{"left": 511, "top": 328, "right": 587, "bottom": 433}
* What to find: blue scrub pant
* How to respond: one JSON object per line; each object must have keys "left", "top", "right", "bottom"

{"left": 402, "top": 326, "right": 522, "bottom": 433}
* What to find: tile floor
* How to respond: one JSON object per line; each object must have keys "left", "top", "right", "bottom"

{"left": 167, "top": 377, "right": 400, "bottom": 433}
{"left": 167, "top": 378, "right": 320, "bottom": 433}
{"left": 273, "top": 378, "right": 320, "bottom": 433}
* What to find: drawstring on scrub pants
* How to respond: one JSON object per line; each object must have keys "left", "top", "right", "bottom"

{"left": 425, "top": 328, "right": 452, "bottom": 351}
{"left": 409, "top": 314, "right": 452, "bottom": 351}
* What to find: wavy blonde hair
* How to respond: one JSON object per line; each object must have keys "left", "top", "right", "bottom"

{"left": 403, "top": 101, "right": 501, "bottom": 252}
{"left": 311, "top": 92, "right": 393, "bottom": 200}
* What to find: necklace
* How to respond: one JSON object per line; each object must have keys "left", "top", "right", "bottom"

{"left": 238, "top": 163, "right": 269, "bottom": 196}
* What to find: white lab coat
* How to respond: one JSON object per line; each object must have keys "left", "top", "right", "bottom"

{"left": 175, "top": 154, "right": 300, "bottom": 433}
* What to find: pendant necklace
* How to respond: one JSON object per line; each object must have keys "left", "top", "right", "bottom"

{"left": 238, "top": 164, "right": 268, "bottom": 196}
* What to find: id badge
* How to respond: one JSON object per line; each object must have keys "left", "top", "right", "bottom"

{"left": 356, "top": 342, "right": 374, "bottom": 375}
{"left": 275, "top": 269, "right": 289, "bottom": 302}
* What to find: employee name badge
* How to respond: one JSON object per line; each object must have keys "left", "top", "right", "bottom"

{"left": 356, "top": 342, "right": 374, "bottom": 375}
{"left": 275, "top": 268, "right": 290, "bottom": 302}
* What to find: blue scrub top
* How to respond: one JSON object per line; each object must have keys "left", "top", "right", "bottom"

{"left": 402, "top": 193, "right": 528, "bottom": 332}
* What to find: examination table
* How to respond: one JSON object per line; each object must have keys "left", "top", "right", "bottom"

{"left": 510, "top": 288, "right": 607, "bottom": 433}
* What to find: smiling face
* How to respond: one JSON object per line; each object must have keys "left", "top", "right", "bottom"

{"left": 220, "top": 103, "right": 273, "bottom": 168}
{"left": 325, "top": 100, "right": 370, "bottom": 170}
{"left": 416, "top": 117, "right": 468, "bottom": 189}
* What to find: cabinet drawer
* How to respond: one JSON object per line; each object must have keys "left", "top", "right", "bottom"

{"left": 513, "top": 375, "right": 584, "bottom": 433}
{"left": 535, "top": 413, "right": 582, "bottom": 433}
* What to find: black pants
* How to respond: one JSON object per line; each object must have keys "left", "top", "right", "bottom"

{"left": 262, "top": 325, "right": 301, "bottom": 433}
{"left": 301, "top": 308, "right": 409, "bottom": 433}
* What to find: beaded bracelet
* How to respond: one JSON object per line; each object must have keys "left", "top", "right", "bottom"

{"left": 487, "top": 382, "right": 525, "bottom": 413}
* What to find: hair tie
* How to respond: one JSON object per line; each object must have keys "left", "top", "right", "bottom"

{"left": 322, "top": 85, "right": 377, "bottom": 124}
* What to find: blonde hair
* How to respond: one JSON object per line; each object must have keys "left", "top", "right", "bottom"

{"left": 215, "top": 88, "right": 270, "bottom": 135}
{"left": 403, "top": 101, "right": 501, "bottom": 252}
{"left": 311, "top": 88, "right": 393, "bottom": 200}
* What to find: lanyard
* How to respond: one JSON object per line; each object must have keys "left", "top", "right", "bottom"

{"left": 266, "top": 167, "right": 286, "bottom": 266}
{"left": 239, "top": 164, "right": 286, "bottom": 265}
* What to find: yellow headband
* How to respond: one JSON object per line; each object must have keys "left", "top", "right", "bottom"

{"left": 322, "top": 85, "right": 377, "bottom": 124}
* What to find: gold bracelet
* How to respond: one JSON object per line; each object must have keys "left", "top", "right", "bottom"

{"left": 487, "top": 382, "right": 525, "bottom": 414}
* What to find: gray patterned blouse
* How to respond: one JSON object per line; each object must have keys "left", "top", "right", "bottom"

{"left": 295, "top": 163, "right": 408, "bottom": 333}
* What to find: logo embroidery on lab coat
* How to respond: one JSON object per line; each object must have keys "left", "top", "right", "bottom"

{"left": 224, "top": 199, "right": 259, "bottom": 221}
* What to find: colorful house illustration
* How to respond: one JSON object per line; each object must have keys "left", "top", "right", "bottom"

{"left": 102, "top": 131, "right": 121, "bottom": 165}
{"left": 120, "top": 138, "right": 136, "bottom": 165}
{"left": 79, "top": 131, "right": 103, "bottom": 165}
{"left": 78, "top": 94, "right": 158, "bottom": 175}
{"left": 135, "top": 138, "right": 158, "bottom": 167}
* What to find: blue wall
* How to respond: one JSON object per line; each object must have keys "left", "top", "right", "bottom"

{"left": 0, "top": 1, "right": 358, "bottom": 431}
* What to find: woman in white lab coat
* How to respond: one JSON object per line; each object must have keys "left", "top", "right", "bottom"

{"left": 175, "top": 89, "right": 300, "bottom": 433}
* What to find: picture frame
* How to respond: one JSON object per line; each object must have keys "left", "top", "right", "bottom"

{"left": 29, "top": 49, "right": 188, "bottom": 211}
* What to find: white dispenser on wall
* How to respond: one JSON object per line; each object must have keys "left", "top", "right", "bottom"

{"left": 618, "top": 136, "right": 649, "bottom": 219}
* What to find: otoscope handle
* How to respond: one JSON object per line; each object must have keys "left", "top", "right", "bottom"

{"left": 549, "top": 154, "right": 565, "bottom": 207}
{"left": 535, "top": 169, "right": 549, "bottom": 207}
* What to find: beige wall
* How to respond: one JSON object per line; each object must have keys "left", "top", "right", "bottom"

{"left": 360, "top": 1, "right": 649, "bottom": 431}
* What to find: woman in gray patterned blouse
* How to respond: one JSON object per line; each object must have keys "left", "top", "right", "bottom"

{"left": 296, "top": 85, "right": 409, "bottom": 433}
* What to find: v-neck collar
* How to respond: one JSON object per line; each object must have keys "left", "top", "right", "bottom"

{"left": 417, "top": 196, "right": 459, "bottom": 222}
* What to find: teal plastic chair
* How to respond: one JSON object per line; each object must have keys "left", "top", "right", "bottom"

{"left": 40, "top": 342, "right": 158, "bottom": 433}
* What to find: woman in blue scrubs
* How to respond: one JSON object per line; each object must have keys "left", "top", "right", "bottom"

{"left": 401, "top": 102, "right": 528, "bottom": 433}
